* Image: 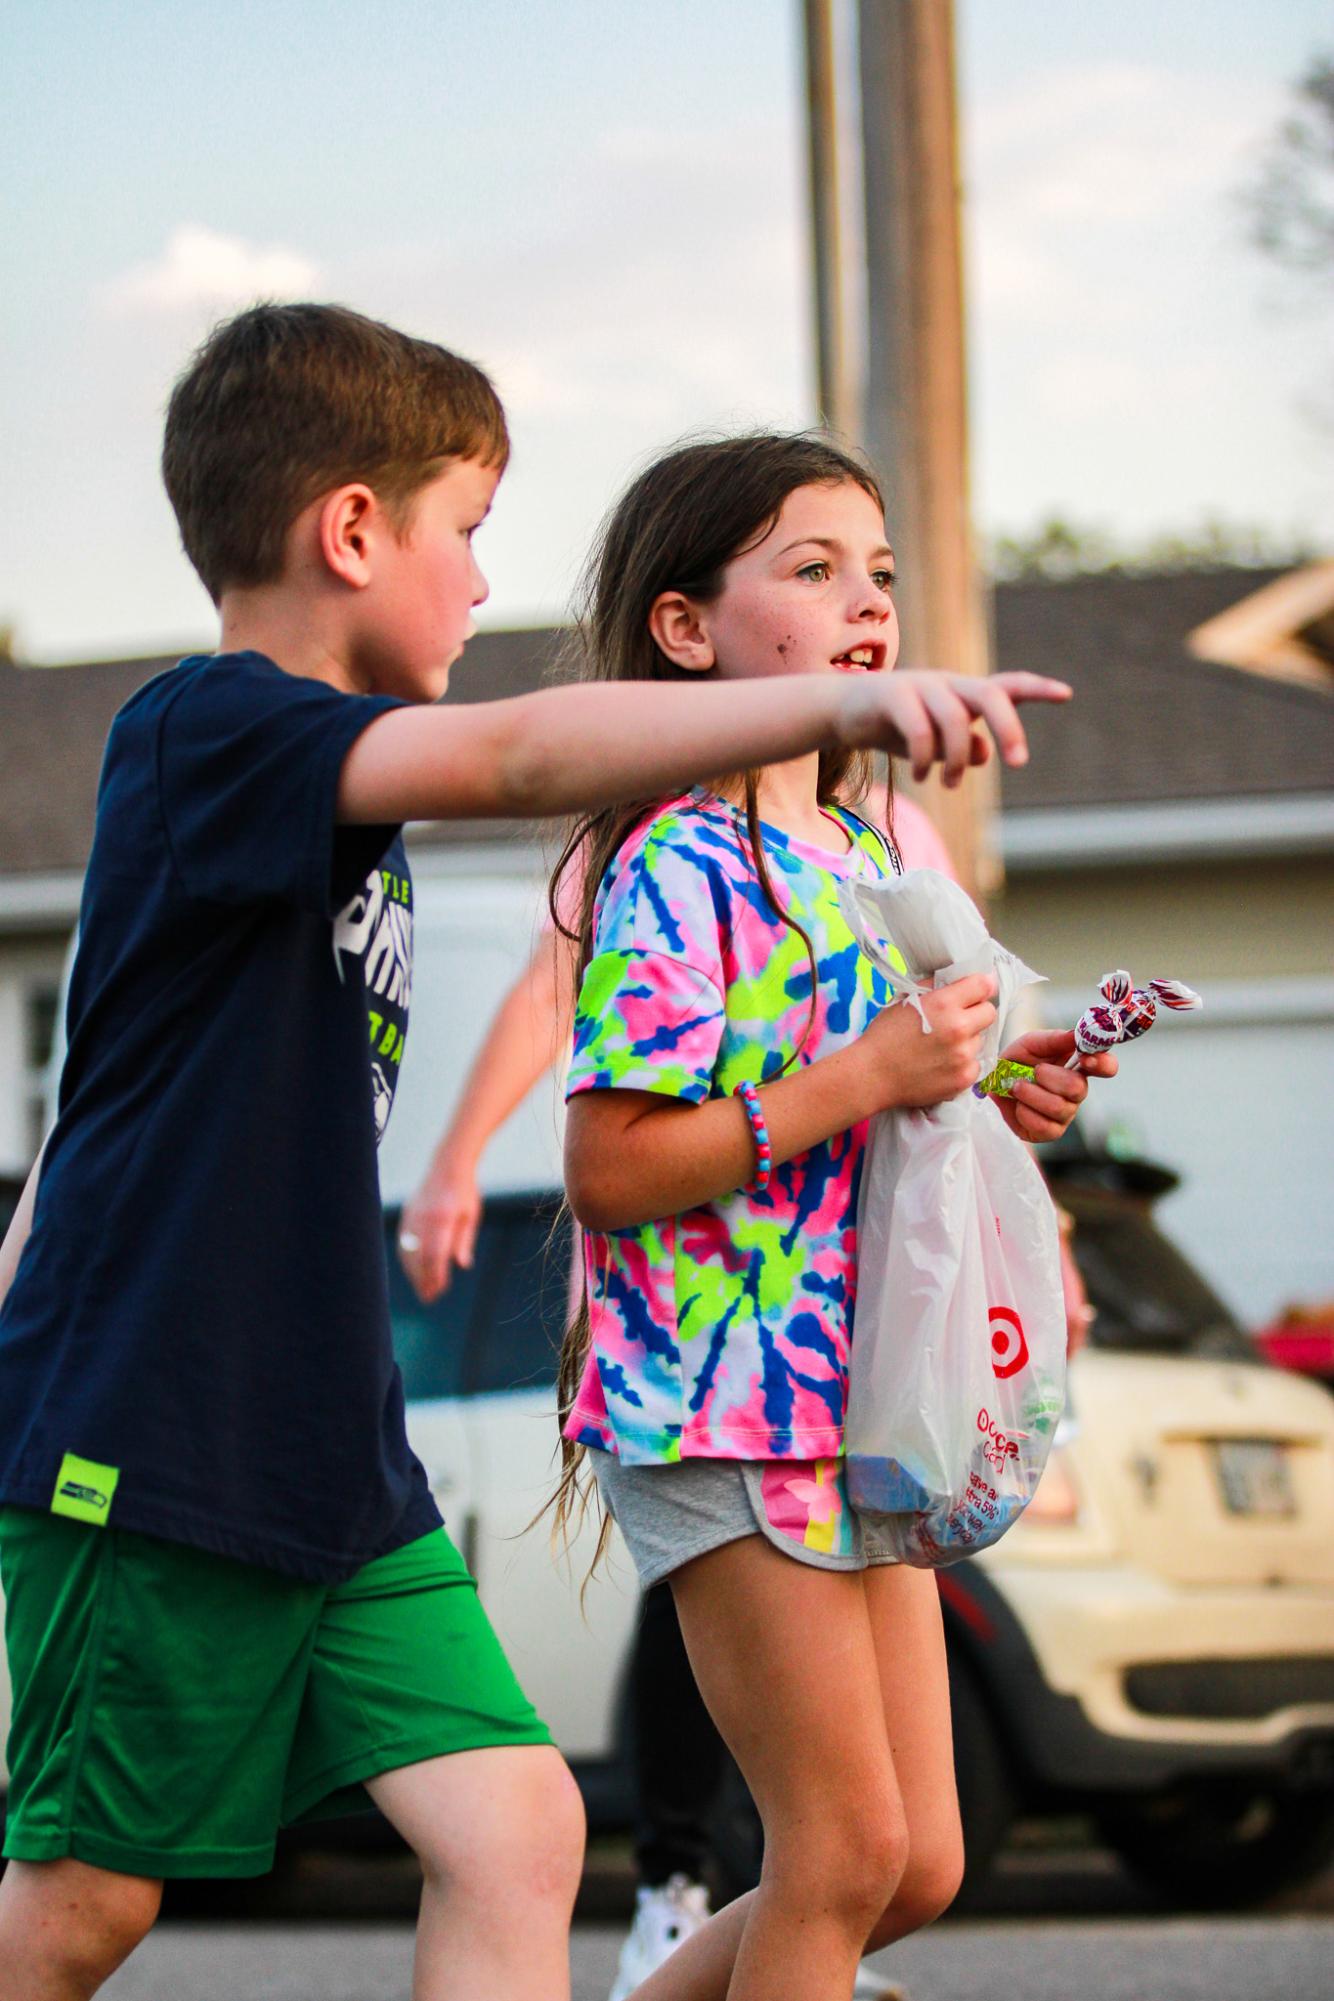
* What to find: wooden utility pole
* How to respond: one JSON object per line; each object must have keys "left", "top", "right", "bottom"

{"left": 857, "top": 0, "right": 998, "bottom": 901}
{"left": 802, "top": 1, "right": 857, "bottom": 438}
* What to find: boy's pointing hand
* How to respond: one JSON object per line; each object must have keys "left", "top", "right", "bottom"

{"left": 847, "top": 670, "right": 1072, "bottom": 787}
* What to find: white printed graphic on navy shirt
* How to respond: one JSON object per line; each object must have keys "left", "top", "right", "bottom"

{"left": 333, "top": 861, "right": 413, "bottom": 1141}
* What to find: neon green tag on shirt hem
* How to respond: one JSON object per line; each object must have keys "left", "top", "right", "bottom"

{"left": 51, "top": 1452, "right": 120, "bottom": 1526}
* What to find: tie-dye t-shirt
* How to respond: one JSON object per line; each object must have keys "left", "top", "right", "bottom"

{"left": 564, "top": 788, "right": 899, "bottom": 1466}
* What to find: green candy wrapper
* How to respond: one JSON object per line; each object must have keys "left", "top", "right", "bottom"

{"left": 976, "top": 1058, "right": 1034, "bottom": 1100}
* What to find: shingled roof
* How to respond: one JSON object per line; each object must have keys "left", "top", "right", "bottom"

{"left": 0, "top": 628, "right": 565, "bottom": 875}
{"left": 2, "top": 568, "right": 1329, "bottom": 879}
{"left": 995, "top": 569, "right": 1334, "bottom": 811}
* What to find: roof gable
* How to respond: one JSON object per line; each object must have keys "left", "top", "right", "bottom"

{"left": 1184, "top": 559, "right": 1334, "bottom": 690}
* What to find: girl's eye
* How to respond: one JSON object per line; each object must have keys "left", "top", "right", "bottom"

{"left": 796, "top": 561, "right": 830, "bottom": 583}
{"left": 872, "top": 569, "right": 896, "bottom": 593}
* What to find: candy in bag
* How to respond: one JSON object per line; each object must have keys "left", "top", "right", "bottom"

{"left": 837, "top": 870, "right": 1066, "bottom": 1567}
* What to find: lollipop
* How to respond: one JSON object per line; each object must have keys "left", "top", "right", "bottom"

{"left": 1115, "top": 988, "right": 1158, "bottom": 1043}
{"left": 1066, "top": 970, "right": 1201, "bottom": 1068}
{"left": 1150, "top": 978, "right": 1203, "bottom": 1011}
{"left": 1070, "top": 1004, "right": 1123, "bottom": 1056}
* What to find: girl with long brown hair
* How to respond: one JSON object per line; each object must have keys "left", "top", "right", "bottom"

{"left": 552, "top": 434, "right": 1106, "bottom": 2001}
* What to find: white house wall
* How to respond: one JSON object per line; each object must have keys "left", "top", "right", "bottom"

{"left": 378, "top": 840, "right": 565, "bottom": 1207}
{"left": 994, "top": 856, "right": 1334, "bottom": 989}
{"left": 0, "top": 935, "right": 68, "bottom": 1177}
{"left": 1041, "top": 979, "right": 1334, "bottom": 1328}
{"left": 1005, "top": 847, "right": 1334, "bottom": 1330}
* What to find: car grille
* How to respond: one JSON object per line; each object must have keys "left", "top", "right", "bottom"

{"left": 1124, "top": 1658, "right": 1334, "bottom": 1720}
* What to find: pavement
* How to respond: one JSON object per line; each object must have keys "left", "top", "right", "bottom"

{"left": 95, "top": 1843, "right": 1334, "bottom": 2001}
{"left": 97, "top": 1911, "right": 1334, "bottom": 2001}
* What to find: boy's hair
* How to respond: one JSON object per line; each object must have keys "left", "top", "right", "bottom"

{"left": 162, "top": 302, "right": 509, "bottom": 603}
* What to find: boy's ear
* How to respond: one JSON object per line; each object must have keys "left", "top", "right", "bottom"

{"left": 317, "top": 484, "right": 379, "bottom": 590}
{"left": 648, "top": 591, "right": 717, "bottom": 673}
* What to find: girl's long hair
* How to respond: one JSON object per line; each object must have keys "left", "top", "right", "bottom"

{"left": 549, "top": 433, "right": 891, "bottom": 1563}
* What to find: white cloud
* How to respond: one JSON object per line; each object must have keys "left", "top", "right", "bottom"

{"left": 970, "top": 62, "right": 1269, "bottom": 211}
{"left": 347, "top": 114, "right": 809, "bottom": 432}
{"left": 965, "top": 62, "right": 1279, "bottom": 324}
{"left": 101, "top": 224, "right": 322, "bottom": 317}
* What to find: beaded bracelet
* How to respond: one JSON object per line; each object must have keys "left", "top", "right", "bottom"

{"left": 734, "top": 1079, "right": 773, "bottom": 1193}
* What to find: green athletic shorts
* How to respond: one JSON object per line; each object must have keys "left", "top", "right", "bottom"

{"left": 0, "top": 1507, "right": 551, "bottom": 1879}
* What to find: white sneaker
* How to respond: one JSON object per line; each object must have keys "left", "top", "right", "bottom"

{"left": 853, "top": 1969, "right": 907, "bottom": 1999}
{"left": 608, "top": 1874, "right": 712, "bottom": 2001}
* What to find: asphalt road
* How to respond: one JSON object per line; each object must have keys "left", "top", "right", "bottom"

{"left": 97, "top": 1912, "right": 1334, "bottom": 2001}
{"left": 96, "top": 1848, "right": 1334, "bottom": 2001}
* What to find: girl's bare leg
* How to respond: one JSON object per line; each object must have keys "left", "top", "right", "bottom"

{"left": 629, "top": 1535, "right": 909, "bottom": 2001}
{"left": 859, "top": 1564, "right": 964, "bottom": 1954}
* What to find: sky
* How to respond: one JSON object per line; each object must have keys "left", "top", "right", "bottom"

{"left": 3, "top": 0, "right": 1331, "bottom": 663}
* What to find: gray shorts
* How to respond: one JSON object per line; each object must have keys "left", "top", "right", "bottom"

{"left": 593, "top": 1452, "right": 899, "bottom": 1590}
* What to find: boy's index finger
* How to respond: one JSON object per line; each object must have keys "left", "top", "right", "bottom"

{"left": 957, "top": 679, "right": 1030, "bottom": 767}
{"left": 965, "top": 673, "right": 1072, "bottom": 768}
{"left": 991, "top": 672, "right": 1074, "bottom": 703}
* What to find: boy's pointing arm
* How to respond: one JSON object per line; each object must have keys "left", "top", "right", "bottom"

{"left": 335, "top": 672, "right": 1070, "bottom": 824}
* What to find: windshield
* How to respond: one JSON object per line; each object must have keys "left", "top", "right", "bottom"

{"left": 1063, "top": 1189, "right": 1253, "bottom": 1362}
{"left": 384, "top": 1195, "right": 571, "bottom": 1401}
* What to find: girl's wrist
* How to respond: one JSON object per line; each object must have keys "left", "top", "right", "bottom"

{"left": 826, "top": 1035, "right": 889, "bottom": 1122}
{"left": 734, "top": 1081, "right": 773, "bottom": 1192}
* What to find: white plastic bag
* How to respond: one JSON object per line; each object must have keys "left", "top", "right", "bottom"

{"left": 837, "top": 870, "right": 1066, "bottom": 1567}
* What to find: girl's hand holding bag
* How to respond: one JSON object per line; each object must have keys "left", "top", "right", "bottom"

{"left": 838, "top": 869, "right": 1067, "bottom": 1567}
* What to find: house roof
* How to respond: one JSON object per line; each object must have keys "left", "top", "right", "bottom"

{"left": 0, "top": 629, "right": 566, "bottom": 875}
{"left": 2, "top": 567, "right": 1329, "bottom": 879}
{"left": 993, "top": 569, "right": 1334, "bottom": 812}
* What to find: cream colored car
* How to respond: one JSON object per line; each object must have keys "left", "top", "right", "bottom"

{"left": 935, "top": 1177, "right": 1334, "bottom": 1904}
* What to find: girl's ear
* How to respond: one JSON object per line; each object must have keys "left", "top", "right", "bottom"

{"left": 648, "top": 591, "right": 717, "bottom": 673}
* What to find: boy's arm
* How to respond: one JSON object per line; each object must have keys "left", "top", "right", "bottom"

{"left": 398, "top": 930, "right": 576, "bottom": 1302}
{"left": 0, "top": 1142, "right": 46, "bottom": 1313}
{"left": 336, "top": 671, "right": 1069, "bottom": 825}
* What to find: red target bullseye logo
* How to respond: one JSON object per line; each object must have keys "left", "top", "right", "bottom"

{"left": 988, "top": 1306, "right": 1028, "bottom": 1380}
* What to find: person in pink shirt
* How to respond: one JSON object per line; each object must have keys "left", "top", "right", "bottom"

{"left": 552, "top": 436, "right": 1108, "bottom": 2001}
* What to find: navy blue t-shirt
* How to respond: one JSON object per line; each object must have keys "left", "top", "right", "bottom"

{"left": 0, "top": 652, "right": 441, "bottom": 1581}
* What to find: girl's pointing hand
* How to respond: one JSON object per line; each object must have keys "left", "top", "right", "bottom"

{"left": 843, "top": 670, "right": 1072, "bottom": 785}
